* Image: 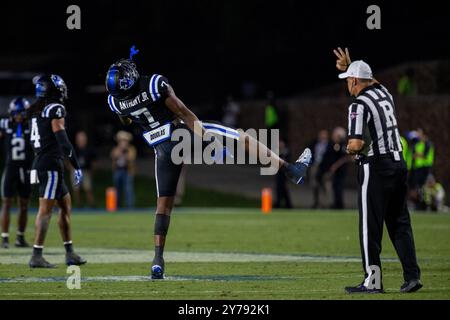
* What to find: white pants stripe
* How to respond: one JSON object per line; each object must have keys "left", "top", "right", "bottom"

{"left": 44, "top": 171, "right": 52, "bottom": 199}
{"left": 154, "top": 149, "right": 160, "bottom": 197}
{"left": 51, "top": 172, "right": 59, "bottom": 199}
{"left": 202, "top": 122, "right": 240, "bottom": 140}
{"left": 44, "top": 171, "right": 58, "bottom": 200}
{"left": 361, "top": 163, "right": 371, "bottom": 287}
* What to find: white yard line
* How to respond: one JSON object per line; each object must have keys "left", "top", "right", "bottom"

{"left": 1, "top": 272, "right": 445, "bottom": 284}
{"left": 0, "top": 247, "right": 393, "bottom": 264}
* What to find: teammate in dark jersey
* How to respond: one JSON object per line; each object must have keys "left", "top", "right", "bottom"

{"left": 0, "top": 98, "right": 33, "bottom": 248}
{"left": 27, "top": 74, "right": 86, "bottom": 268}
{"left": 105, "top": 48, "right": 312, "bottom": 279}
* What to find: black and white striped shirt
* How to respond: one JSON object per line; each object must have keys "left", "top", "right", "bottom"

{"left": 348, "top": 83, "right": 402, "bottom": 159}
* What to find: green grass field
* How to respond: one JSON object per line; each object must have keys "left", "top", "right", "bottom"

{"left": 0, "top": 209, "right": 449, "bottom": 300}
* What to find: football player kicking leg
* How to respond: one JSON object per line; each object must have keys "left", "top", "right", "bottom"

{"left": 105, "top": 48, "right": 312, "bottom": 279}
{"left": 150, "top": 96, "right": 312, "bottom": 279}
{"left": 150, "top": 133, "right": 311, "bottom": 279}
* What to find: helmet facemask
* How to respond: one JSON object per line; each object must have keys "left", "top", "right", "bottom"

{"left": 106, "top": 59, "right": 140, "bottom": 99}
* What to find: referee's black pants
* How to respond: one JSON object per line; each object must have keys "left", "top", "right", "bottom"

{"left": 357, "top": 155, "right": 421, "bottom": 286}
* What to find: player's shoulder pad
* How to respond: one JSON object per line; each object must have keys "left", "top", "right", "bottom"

{"left": 107, "top": 95, "right": 121, "bottom": 115}
{"left": 41, "top": 103, "right": 66, "bottom": 119}
{"left": 0, "top": 118, "right": 10, "bottom": 130}
{"left": 148, "top": 74, "right": 170, "bottom": 102}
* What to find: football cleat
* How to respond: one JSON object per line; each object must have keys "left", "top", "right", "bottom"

{"left": 284, "top": 148, "right": 312, "bottom": 184}
{"left": 65, "top": 252, "right": 87, "bottom": 266}
{"left": 345, "top": 283, "right": 384, "bottom": 294}
{"left": 400, "top": 279, "right": 423, "bottom": 293}
{"left": 151, "top": 265, "right": 164, "bottom": 280}
{"left": 1, "top": 237, "right": 9, "bottom": 249}
{"left": 15, "top": 237, "right": 30, "bottom": 248}
{"left": 29, "top": 255, "right": 56, "bottom": 268}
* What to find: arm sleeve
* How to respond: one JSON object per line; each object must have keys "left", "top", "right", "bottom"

{"left": 107, "top": 95, "right": 121, "bottom": 115}
{"left": 348, "top": 102, "right": 368, "bottom": 139}
{"left": 54, "top": 130, "right": 81, "bottom": 170}
{"left": 44, "top": 104, "right": 66, "bottom": 119}
{"left": 148, "top": 74, "right": 170, "bottom": 101}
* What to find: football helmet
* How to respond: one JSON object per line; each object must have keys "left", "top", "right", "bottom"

{"left": 8, "top": 97, "right": 30, "bottom": 116}
{"left": 105, "top": 59, "right": 140, "bottom": 99}
{"left": 34, "top": 74, "right": 68, "bottom": 102}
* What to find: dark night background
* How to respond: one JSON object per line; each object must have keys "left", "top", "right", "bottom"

{"left": 0, "top": 0, "right": 449, "bottom": 105}
{"left": 0, "top": 0, "right": 449, "bottom": 159}
{"left": 0, "top": 1, "right": 449, "bottom": 206}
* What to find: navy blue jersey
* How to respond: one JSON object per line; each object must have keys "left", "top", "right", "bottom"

{"left": 107, "top": 74, "right": 175, "bottom": 131}
{"left": 29, "top": 103, "right": 67, "bottom": 170}
{"left": 0, "top": 118, "right": 33, "bottom": 167}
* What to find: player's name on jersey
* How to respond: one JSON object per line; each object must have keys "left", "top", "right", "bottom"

{"left": 118, "top": 92, "right": 151, "bottom": 110}
{"left": 150, "top": 127, "right": 166, "bottom": 140}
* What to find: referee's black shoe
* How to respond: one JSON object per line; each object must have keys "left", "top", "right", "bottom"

{"left": 400, "top": 279, "right": 423, "bottom": 293}
{"left": 345, "top": 283, "right": 384, "bottom": 294}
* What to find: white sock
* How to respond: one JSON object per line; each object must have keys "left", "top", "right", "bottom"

{"left": 1, "top": 233, "right": 9, "bottom": 238}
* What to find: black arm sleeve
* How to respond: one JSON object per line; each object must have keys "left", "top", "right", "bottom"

{"left": 54, "top": 130, "right": 81, "bottom": 170}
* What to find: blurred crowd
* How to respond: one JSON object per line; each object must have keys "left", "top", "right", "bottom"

{"left": 401, "top": 129, "right": 445, "bottom": 212}
{"left": 1, "top": 88, "right": 445, "bottom": 212}
{"left": 222, "top": 92, "right": 446, "bottom": 212}
{"left": 308, "top": 127, "right": 352, "bottom": 210}
{"left": 65, "top": 129, "right": 137, "bottom": 209}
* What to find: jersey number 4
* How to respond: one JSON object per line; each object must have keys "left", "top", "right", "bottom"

{"left": 30, "top": 118, "right": 41, "bottom": 148}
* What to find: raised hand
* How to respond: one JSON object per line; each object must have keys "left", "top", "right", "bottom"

{"left": 333, "top": 47, "right": 352, "bottom": 71}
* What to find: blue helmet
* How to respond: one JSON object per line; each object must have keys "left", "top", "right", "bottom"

{"left": 9, "top": 97, "right": 30, "bottom": 116}
{"left": 105, "top": 59, "right": 140, "bottom": 98}
{"left": 34, "top": 74, "right": 68, "bottom": 102}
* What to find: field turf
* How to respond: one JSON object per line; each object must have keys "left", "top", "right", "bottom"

{"left": 0, "top": 209, "right": 449, "bottom": 300}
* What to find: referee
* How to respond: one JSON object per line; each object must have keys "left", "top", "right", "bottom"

{"left": 333, "top": 48, "right": 422, "bottom": 294}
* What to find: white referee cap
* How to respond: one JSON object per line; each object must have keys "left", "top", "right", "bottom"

{"left": 338, "top": 60, "right": 373, "bottom": 79}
